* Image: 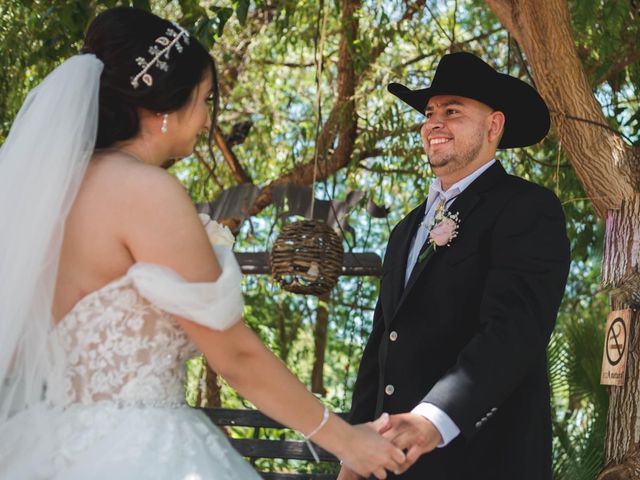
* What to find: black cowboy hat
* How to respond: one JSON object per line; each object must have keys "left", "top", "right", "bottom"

{"left": 387, "top": 52, "right": 550, "bottom": 149}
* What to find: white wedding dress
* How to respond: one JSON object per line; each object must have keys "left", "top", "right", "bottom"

{"left": 0, "top": 243, "right": 261, "bottom": 480}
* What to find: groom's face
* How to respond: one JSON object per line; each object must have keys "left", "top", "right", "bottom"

{"left": 421, "top": 95, "right": 494, "bottom": 180}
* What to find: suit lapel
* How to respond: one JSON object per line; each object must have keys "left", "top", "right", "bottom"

{"left": 390, "top": 161, "right": 507, "bottom": 321}
{"left": 382, "top": 200, "right": 426, "bottom": 324}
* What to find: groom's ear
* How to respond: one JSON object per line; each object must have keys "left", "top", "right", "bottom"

{"left": 487, "top": 110, "right": 505, "bottom": 146}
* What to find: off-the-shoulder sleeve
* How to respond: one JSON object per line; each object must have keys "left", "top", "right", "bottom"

{"left": 127, "top": 245, "right": 243, "bottom": 330}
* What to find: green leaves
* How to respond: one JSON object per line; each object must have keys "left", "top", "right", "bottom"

{"left": 131, "top": 0, "right": 151, "bottom": 10}
{"left": 548, "top": 257, "right": 609, "bottom": 480}
{"left": 190, "top": 7, "right": 234, "bottom": 50}
{"left": 174, "top": 0, "right": 238, "bottom": 49}
{"left": 568, "top": 0, "right": 640, "bottom": 144}
{"left": 0, "top": 0, "right": 256, "bottom": 143}
{"left": 235, "top": 0, "right": 250, "bottom": 26}
{"left": 1, "top": 3, "right": 633, "bottom": 476}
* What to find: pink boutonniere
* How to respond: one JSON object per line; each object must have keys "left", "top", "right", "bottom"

{"left": 418, "top": 207, "right": 460, "bottom": 263}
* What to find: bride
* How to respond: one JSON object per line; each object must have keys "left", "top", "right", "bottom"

{"left": 0, "top": 7, "right": 404, "bottom": 480}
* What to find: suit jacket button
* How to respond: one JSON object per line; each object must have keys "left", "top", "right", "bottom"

{"left": 384, "top": 384, "right": 395, "bottom": 395}
{"left": 389, "top": 331, "right": 398, "bottom": 341}
{"left": 475, "top": 421, "right": 482, "bottom": 428}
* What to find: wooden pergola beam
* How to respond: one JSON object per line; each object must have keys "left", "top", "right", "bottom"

{"left": 234, "top": 252, "right": 382, "bottom": 277}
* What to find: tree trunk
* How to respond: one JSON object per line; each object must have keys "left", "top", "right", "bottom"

{"left": 194, "top": 356, "right": 221, "bottom": 408}
{"left": 485, "top": 0, "right": 636, "bottom": 217}
{"left": 484, "top": 0, "right": 640, "bottom": 474}
{"left": 277, "top": 304, "right": 291, "bottom": 363}
{"left": 597, "top": 196, "right": 640, "bottom": 478}
{"left": 311, "top": 293, "right": 330, "bottom": 395}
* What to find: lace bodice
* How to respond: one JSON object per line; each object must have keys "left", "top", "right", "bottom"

{"left": 48, "top": 275, "right": 198, "bottom": 408}
{"left": 46, "top": 243, "right": 244, "bottom": 409}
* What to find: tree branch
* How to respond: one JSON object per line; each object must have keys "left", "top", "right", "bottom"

{"left": 216, "top": 5, "right": 277, "bottom": 97}
{"left": 193, "top": 148, "right": 225, "bottom": 190}
{"left": 254, "top": 50, "right": 338, "bottom": 69}
{"left": 357, "top": 162, "right": 423, "bottom": 175}
{"left": 358, "top": 145, "right": 425, "bottom": 160}
{"left": 521, "top": 149, "right": 571, "bottom": 169}
{"left": 595, "top": 50, "right": 640, "bottom": 87}
{"left": 424, "top": 2, "right": 453, "bottom": 43}
{"left": 368, "top": 0, "right": 426, "bottom": 65}
{"left": 219, "top": 0, "right": 362, "bottom": 227}
{"left": 397, "top": 26, "right": 505, "bottom": 69}
{"left": 213, "top": 125, "right": 252, "bottom": 184}
{"left": 360, "top": 28, "right": 504, "bottom": 99}
{"left": 256, "top": 59, "right": 315, "bottom": 68}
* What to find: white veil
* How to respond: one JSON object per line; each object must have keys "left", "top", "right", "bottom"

{"left": 0, "top": 54, "right": 103, "bottom": 422}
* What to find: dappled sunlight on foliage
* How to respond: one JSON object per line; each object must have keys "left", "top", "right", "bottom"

{"left": 2, "top": 0, "right": 637, "bottom": 477}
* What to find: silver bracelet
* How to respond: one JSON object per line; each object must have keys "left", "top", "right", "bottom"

{"left": 303, "top": 405, "right": 330, "bottom": 462}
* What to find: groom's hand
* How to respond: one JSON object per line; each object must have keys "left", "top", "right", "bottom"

{"left": 382, "top": 413, "right": 442, "bottom": 474}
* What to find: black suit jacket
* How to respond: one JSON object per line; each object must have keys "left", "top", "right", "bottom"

{"left": 349, "top": 162, "right": 570, "bottom": 480}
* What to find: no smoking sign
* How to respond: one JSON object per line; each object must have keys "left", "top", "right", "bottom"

{"left": 601, "top": 309, "right": 632, "bottom": 386}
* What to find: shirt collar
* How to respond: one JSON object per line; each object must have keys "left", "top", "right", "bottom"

{"left": 426, "top": 159, "right": 496, "bottom": 210}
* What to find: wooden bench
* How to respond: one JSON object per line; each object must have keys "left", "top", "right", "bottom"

{"left": 202, "top": 408, "right": 347, "bottom": 480}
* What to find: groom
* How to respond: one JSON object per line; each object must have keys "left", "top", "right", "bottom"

{"left": 338, "top": 52, "right": 570, "bottom": 479}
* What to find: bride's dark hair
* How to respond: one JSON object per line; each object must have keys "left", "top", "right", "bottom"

{"left": 82, "top": 7, "right": 218, "bottom": 148}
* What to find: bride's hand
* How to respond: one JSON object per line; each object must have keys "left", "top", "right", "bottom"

{"left": 337, "top": 415, "right": 405, "bottom": 479}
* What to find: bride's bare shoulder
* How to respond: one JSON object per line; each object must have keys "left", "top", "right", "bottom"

{"left": 86, "top": 152, "right": 189, "bottom": 206}
{"left": 83, "top": 151, "right": 218, "bottom": 281}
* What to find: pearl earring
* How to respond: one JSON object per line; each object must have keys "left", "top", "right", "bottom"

{"left": 161, "top": 114, "right": 169, "bottom": 134}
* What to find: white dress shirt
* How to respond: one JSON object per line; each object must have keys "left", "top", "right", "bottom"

{"left": 405, "top": 159, "right": 495, "bottom": 447}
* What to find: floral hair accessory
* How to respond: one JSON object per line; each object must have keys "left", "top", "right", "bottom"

{"left": 418, "top": 203, "right": 460, "bottom": 263}
{"left": 131, "top": 21, "right": 190, "bottom": 89}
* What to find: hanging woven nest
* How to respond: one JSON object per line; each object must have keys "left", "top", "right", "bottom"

{"left": 271, "top": 219, "right": 344, "bottom": 295}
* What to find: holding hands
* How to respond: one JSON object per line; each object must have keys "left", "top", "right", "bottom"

{"left": 380, "top": 413, "right": 442, "bottom": 475}
{"left": 338, "top": 413, "right": 442, "bottom": 479}
{"left": 338, "top": 414, "right": 407, "bottom": 479}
